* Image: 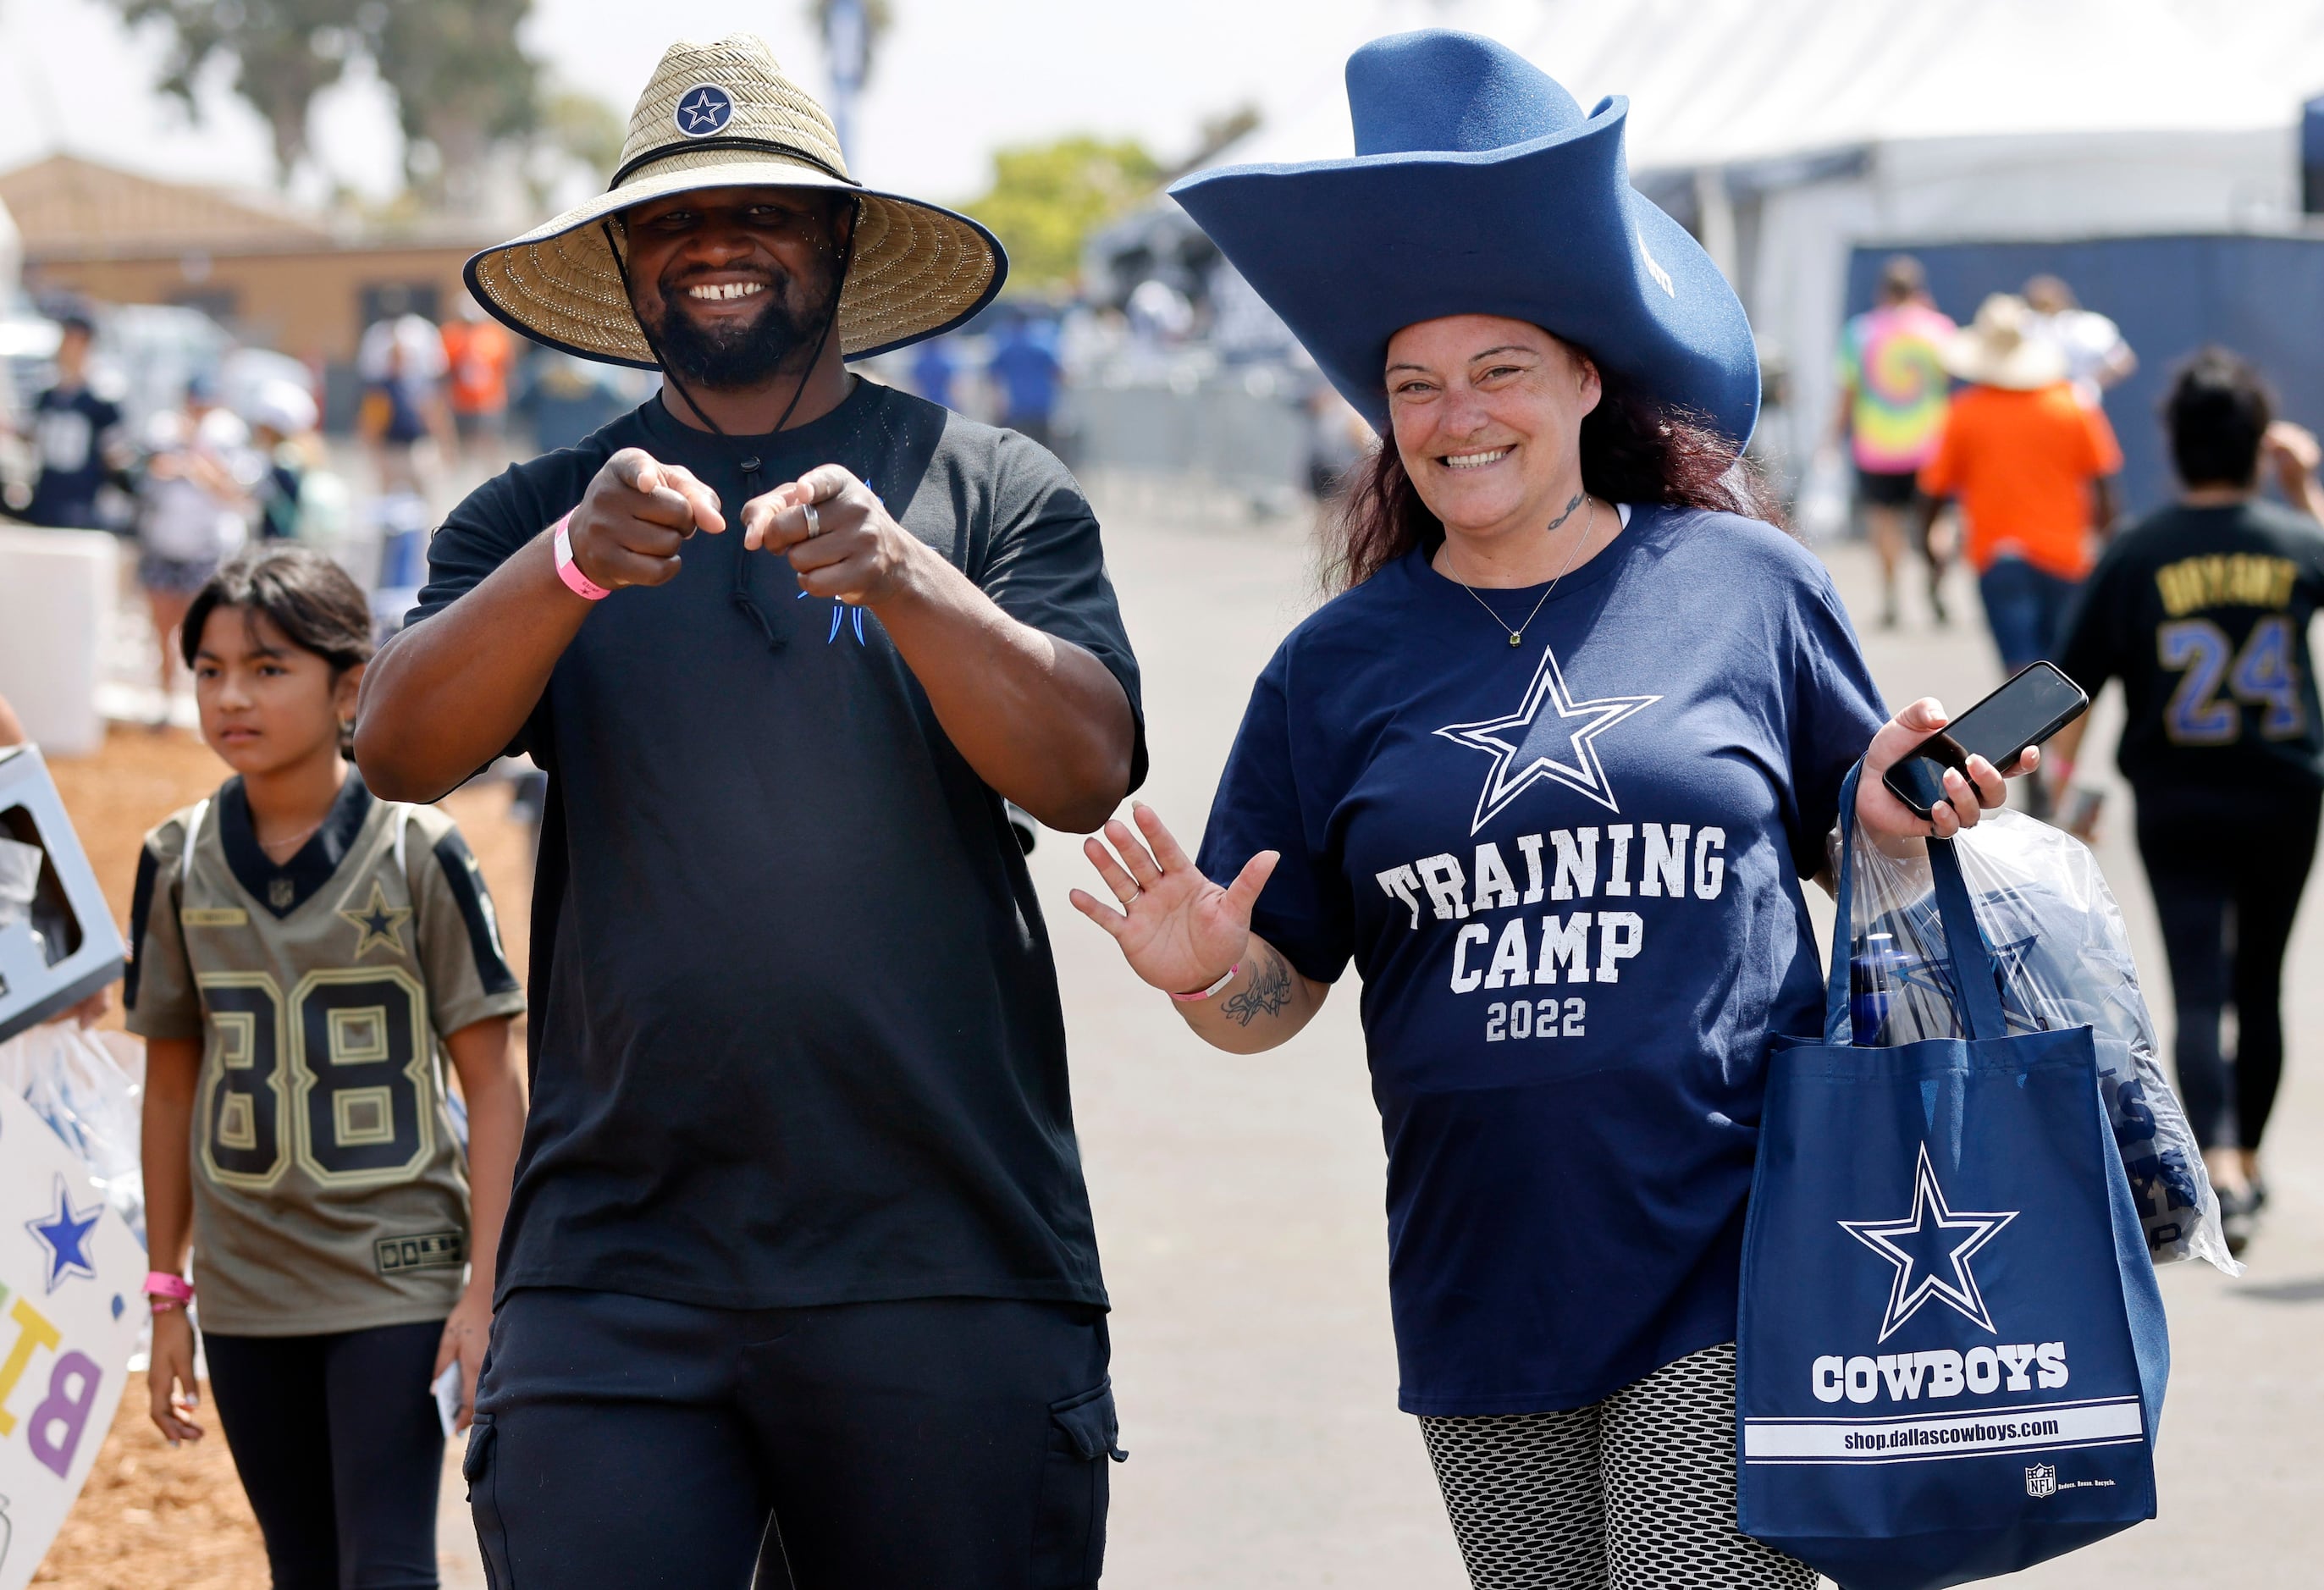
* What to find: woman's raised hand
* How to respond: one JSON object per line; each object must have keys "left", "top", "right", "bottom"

{"left": 1069, "top": 803, "right": 1278, "bottom": 995}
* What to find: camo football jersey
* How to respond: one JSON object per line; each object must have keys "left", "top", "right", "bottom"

{"left": 125, "top": 772, "right": 524, "bottom": 1334}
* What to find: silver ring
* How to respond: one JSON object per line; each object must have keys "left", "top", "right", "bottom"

{"left": 1115, "top": 885, "right": 1140, "bottom": 906}
{"left": 803, "top": 502, "right": 822, "bottom": 538}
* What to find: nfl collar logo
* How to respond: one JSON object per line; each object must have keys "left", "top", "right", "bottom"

{"left": 2024, "top": 1462, "right": 2058, "bottom": 1498}
{"left": 676, "top": 84, "right": 736, "bottom": 137}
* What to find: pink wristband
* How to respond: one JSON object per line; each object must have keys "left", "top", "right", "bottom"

{"left": 145, "top": 1271, "right": 194, "bottom": 1303}
{"left": 552, "top": 512, "right": 611, "bottom": 601}
{"left": 1170, "top": 963, "right": 1240, "bottom": 1002}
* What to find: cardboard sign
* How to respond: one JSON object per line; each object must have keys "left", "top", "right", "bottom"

{"left": 0, "top": 746, "right": 128, "bottom": 1043}
{"left": 0, "top": 1084, "right": 142, "bottom": 1589}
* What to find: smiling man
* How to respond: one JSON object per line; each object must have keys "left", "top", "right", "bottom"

{"left": 352, "top": 35, "right": 1142, "bottom": 1590}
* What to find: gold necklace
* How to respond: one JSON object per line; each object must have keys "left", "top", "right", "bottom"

{"left": 1452, "top": 494, "right": 1598, "bottom": 647}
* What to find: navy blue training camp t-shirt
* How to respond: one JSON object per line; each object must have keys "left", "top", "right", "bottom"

{"left": 407, "top": 378, "right": 1144, "bottom": 1312}
{"left": 1199, "top": 505, "right": 1885, "bottom": 1415}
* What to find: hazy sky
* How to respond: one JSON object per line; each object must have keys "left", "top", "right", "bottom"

{"left": 0, "top": 0, "right": 1476, "bottom": 207}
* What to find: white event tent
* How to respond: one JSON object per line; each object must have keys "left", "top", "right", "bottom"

{"left": 1181, "top": 0, "right": 2324, "bottom": 469}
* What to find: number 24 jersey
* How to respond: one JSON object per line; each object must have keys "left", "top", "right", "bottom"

{"left": 125, "top": 772, "right": 525, "bottom": 1335}
{"left": 2057, "top": 498, "right": 2324, "bottom": 797}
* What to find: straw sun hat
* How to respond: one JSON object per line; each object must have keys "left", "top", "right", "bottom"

{"left": 1942, "top": 294, "right": 2070, "bottom": 391}
{"left": 465, "top": 34, "right": 1004, "bottom": 368}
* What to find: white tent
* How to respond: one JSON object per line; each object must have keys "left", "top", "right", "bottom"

{"left": 1188, "top": 0, "right": 2324, "bottom": 469}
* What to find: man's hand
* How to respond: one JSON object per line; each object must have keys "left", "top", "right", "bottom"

{"left": 741, "top": 464, "right": 926, "bottom": 606}
{"left": 566, "top": 449, "right": 726, "bottom": 593}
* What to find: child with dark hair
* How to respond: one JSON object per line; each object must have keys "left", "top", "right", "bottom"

{"left": 126, "top": 545, "right": 529, "bottom": 1584}
{"left": 2053, "top": 346, "right": 2324, "bottom": 1252}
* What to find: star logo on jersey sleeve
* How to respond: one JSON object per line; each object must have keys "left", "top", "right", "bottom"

{"left": 1435, "top": 643, "right": 1659, "bottom": 832}
{"left": 25, "top": 1174, "right": 102, "bottom": 1293}
{"left": 1840, "top": 1142, "right": 2019, "bottom": 1342}
{"left": 338, "top": 880, "right": 412, "bottom": 959}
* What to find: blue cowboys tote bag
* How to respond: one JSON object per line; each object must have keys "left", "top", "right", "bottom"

{"left": 1736, "top": 766, "right": 2167, "bottom": 1590}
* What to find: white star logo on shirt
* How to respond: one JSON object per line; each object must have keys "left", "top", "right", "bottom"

{"left": 1435, "top": 643, "right": 1659, "bottom": 832}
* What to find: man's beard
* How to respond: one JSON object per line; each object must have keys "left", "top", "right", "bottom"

{"left": 649, "top": 268, "right": 836, "bottom": 390}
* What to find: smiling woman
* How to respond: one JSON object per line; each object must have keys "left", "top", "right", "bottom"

{"left": 1333, "top": 317, "right": 1773, "bottom": 594}
{"left": 1070, "top": 28, "right": 2020, "bottom": 1590}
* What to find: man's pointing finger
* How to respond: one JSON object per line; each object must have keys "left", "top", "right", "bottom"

{"left": 656, "top": 464, "right": 726, "bottom": 534}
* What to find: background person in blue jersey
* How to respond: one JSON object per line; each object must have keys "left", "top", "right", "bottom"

{"left": 1076, "top": 31, "right": 2020, "bottom": 1590}
{"left": 2052, "top": 348, "right": 2324, "bottom": 1256}
{"left": 353, "top": 36, "right": 1139, "bottom": 1590}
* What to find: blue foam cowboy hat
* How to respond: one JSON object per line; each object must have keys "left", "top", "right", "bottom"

{"left": 1170, "top": 30, "right": 1759, "bottom": 446}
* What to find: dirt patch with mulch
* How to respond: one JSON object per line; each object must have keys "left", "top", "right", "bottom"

{"left": 25, "top": 726, "right": 532, "bottom": 1587}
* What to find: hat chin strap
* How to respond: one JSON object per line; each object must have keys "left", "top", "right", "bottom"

{"left": 601, "top": 200, "right": 860, "bottom": 443}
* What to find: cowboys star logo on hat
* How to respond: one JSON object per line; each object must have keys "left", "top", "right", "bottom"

{"left": 675, "top": 83, "right": 735, "bottom": 137}
{"left": 464, "top": 34, "right": 1005, "bottom": 368}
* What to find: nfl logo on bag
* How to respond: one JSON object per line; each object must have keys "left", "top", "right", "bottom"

{"left": 2025, "top": 1463, "right": 2057, "bottom": 1499}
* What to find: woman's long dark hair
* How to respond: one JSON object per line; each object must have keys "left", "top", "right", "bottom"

{"left": 1322, "top": 362, "right": 1776, "bottom": 593}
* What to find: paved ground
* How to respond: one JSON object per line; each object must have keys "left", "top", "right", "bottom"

{"left": 1039, "top": 495, "right": 2324, "bottom": 1587}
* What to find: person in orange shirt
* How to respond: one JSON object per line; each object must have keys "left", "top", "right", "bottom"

{"left": 440, "top": 297, "right": 515, "bottom": 467}
{"left": 1918, "top": 293, "right": 2123, "bottom": 676}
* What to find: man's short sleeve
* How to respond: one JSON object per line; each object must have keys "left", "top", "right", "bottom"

{"left": 1834, "top": 316, "right": 1864, "bottom": 389}
{"left": 975, "top": 434, "right": 1148, "bottom": 792}
{"left": 124, "top": 820, "right": 201, "bottom": 1041}
{"left": 406, "top": 456, "right": 590, "bottom": 629}
{"left": 405, "top": 811, "right": 526, "bottom": 1037}
{"left": 400, "top": 449, "right": 600, "bottom": 762}
{"left": 1196, "top": 648, "right": 1355, "bottom": 986}
{"left": 2079, "top": 402, "right": 2124, "bottom": 478}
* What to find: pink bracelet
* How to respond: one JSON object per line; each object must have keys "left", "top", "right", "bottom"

{"left": 1170, "top": 963, "right": 1240, "bottom": 1002}
{"left": 551, "top": 512, "right": 611, "bottom": 601}
{"left": 145, "top": 1271, "right": 194, "bottom": 1304}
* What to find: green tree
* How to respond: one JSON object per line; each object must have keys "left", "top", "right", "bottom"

{"left": 105, "top": 0, "right": 544, "bottom": 213}
{"left": 965, "top": 136, "right": 1163, "bottom": 291}
{"left": 108, "top": 0, "right": 359, "bottom": 184}
{"left": 373, "top": 0, "right": 539, "bottom": 213}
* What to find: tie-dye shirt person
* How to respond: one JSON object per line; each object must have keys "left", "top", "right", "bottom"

{"left": 1838, "top": 302, "right": 1956, "bottom": 473}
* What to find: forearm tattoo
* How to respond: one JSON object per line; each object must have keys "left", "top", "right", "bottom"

{"left": 1221, "top": 944, "right": 1294, "bottom": 1027}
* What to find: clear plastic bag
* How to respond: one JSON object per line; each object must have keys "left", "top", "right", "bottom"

{"left": 1847, "top": 807, "right": 2238, "bottom": 1273}
{"left": 0, "top": 1020, "right": 147, "bottom": 1247}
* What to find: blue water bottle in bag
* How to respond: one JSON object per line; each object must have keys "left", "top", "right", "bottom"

{"left": 1736, "top": 764, "right": 2167, "bottom": 1590}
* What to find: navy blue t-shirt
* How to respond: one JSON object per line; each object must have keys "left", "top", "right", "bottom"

{"left": 407, "top": 378, "right": 1144, "bottom": 1312}
{"left": 1198, "top": 505, "right": 1885, "bottom": 1415}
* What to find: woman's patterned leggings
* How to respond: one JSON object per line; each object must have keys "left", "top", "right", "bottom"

{"left": 1418, "top": 1343, "right": 1817, "bottom": 1590}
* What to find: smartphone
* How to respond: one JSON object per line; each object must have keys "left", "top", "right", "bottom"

{"left": 1881, "top": 661, "right": 2089, "bottom": 819}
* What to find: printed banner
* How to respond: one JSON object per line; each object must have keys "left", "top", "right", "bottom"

{"left": 0, "top": 1084, "right": 143, "bottom": 1589}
